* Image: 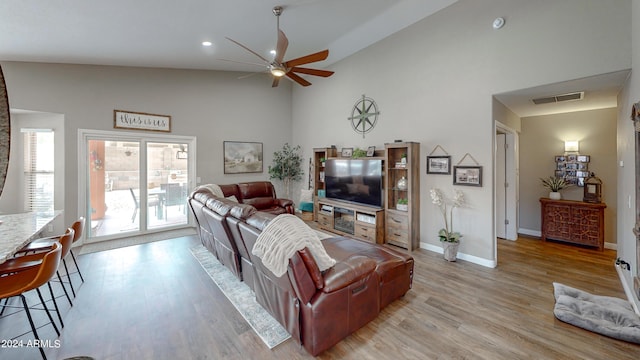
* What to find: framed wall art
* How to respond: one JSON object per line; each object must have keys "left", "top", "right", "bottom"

{"left": 223, "top": 141, "right": 263, "bottom": 174}
{"left": 453, "top": 166, "right": 483, "bottom": 186}
{"left": 114, "top": 110, "right": 171, "bottom": 132}
{"left": 427, "top": 155, "right": 451, "bottom": 174}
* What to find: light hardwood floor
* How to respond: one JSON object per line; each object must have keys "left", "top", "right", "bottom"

{"left": 2, "top": 234, "right": 639, "bottom": 359}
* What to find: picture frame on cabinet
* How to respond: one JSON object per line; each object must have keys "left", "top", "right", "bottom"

{"left": 366, "top": 146, "right": 375, "bottom": 157}
{"left": 341, "top": 147, "right": 353, "bottom": 157}
{"left": 426, "top": 155, "right": 451, "bottom": 174}
{"left": 453, "top": 166, "right": 482, "bottom": 186}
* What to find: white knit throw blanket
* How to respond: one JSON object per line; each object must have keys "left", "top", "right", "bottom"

{"left": 252, "top": 214, "right": 336, "bottom": 277}
{"left": 199, "top": 184, "right": 225, "bottom": 197}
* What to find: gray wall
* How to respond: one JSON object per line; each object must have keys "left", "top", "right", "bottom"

{"left": 617, "top": 0, "right": 640, "bottom": 311}
{"left": 520, "top": 108, "right": 618, "bottom": 245}
{"left": 1, "top": 63, "right": 293, "bottom": 229}
{"left": 291, "top": 0, "right": 631, "bottom": 264}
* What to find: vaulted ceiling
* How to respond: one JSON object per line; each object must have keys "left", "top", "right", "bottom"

{"left": 0, "top": 0, "right": 456, "bottom": 73}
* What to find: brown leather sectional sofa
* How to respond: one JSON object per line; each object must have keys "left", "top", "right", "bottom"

{"left": 217, "top": 181, "right": 295, "bottom": 215}
{"left": 188, "top": 182, "right": 414, "bottom": 356}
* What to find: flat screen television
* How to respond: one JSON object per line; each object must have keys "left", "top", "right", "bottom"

{"left": 324, "top": 158, "right": 383, "bottom": 208}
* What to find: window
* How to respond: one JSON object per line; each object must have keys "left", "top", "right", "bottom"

{"left": 22, "top": 129, "right": 54, "bottom": 211}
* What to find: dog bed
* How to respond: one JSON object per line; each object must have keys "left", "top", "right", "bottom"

{"left": 552, "top": 282, "right": 640, "bottom": 344}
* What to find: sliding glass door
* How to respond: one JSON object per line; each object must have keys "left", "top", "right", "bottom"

{"left": 81, "top": 130, "right": 195, "bottom": 241}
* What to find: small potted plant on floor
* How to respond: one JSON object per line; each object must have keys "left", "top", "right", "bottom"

{"left": 541, "top": 176, "right": 571, "bottom": 200}
{"left": 269, "top": 143, "right": 304, "bottom": 199}
{"left": 430, "top": 188, "right": 465, "bottom": 261}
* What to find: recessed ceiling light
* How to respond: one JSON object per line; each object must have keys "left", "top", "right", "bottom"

{"left": 202, "top": 41, "right": 212, "bottom": 47}
{"left": 270, "top": 49, "right": 276, "bottom": 55}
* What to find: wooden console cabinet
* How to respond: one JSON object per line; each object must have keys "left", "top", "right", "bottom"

{"left": 316, "top": 198, "right": 384, "bottom": 244}
{"left": 540, "top": 198, "right": 606, "bottom": 251}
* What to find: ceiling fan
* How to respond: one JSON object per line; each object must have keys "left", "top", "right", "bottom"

{"left": 224, "top": 6, "right": 334, "bottom": 87}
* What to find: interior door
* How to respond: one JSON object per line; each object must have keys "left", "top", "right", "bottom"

{"left": 496, "top": 133, "right": 507, "bottom": 239}
{"left": 496, "top": 130, "right": 518, "bottom": 240}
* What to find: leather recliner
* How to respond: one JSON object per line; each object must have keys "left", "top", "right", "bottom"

{"left": 236, "top": 211, "right": 413, "bottom": 356}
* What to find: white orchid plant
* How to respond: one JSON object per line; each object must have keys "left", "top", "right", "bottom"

{"left": 430, "top": 188, "right": 465, "bottom": 243}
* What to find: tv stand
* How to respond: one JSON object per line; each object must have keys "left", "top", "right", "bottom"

{"left": 316, "top": 198, "right": 384, "bottom": 244}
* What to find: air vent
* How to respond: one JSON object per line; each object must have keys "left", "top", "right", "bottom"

{"left": 532, "top": 91, "right": 584, "bottom": 105}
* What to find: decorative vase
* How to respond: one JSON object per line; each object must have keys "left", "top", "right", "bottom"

{"left": 549, "top": 191, "right": 561, "bottom": 200}
{"left": 442, "top": 241, "right": 459, "bottom": 262}
{"left": 397, "top": 176, "right": 408, "bottom": 190}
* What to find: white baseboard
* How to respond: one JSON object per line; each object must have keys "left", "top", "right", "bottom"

{"left": 616, "top": 263, "right": 640, "bottom": 315}
{"left": 518, "top": 228, "right": 541, "bottom": 237}
{"left": 420, "top": 242, "right": 496, "bottom": 268}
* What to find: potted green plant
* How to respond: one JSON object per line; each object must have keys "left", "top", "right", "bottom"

{"left": 269, "top": 143, "right": 304, "bottom": 199}
{"left": 430, "top": 188, "right": 465, "bottom": 261}
{"left": 396, "top": 198, "right": 408, "bottom": 211}
{"left": 540, "top": 176, "right": 571, "bottom": 200}
{"left": 352, "top": 148, "right": 367, "bottom": 158}
{"left": 319, "top": 157, "right": 326, "bottom": 167}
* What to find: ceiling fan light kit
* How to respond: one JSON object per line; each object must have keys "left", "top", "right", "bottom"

{"left": 270, "top": 65, "right": 286, "bottom": 77}
{"left": 224, "top": 5, "right": 334, "bottom": 87}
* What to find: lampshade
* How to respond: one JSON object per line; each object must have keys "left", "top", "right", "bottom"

{"left": 564, "top": 140, "right": 579, "bottom": 152}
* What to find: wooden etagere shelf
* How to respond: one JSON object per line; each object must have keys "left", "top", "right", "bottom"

{"left": 385, "top": 142, "right": 420, "bottom": 251}
{"left": 312, "top": 147, "right": 337, "bottom": 221}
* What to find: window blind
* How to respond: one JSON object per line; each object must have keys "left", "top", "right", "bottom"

{"left": 22, "top": 129, "right": 54, "bottom": 211}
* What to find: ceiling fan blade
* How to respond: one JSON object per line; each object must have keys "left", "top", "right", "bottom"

{"left": 274, "top": 29, "right": 289, "bottom": 64}
{"left": 225, "top": 37, "right": 270, "bottom": 63}
{"left": 291, "top": 67, "right": 334, "bottom": 77}
{"left": 272, "top": 77, "right": 281, "bottom": 88}
{"left": 284, "top": 49, "right": 329, "bottom": 68}
{"left": 286, "top": 72, "right": 312, "bottom": 87}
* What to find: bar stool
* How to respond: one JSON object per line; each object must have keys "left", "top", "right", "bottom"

{"left": 16, "top": 228, "right": 77, "bottom": 303}
{"left": 69, "top": 217, "right": 85, "bottom": 283}
{"left": 5, "top": 229, "right": 75, "bottom": 328}
{"left": 20, "top": 217, "right": 86, "bottom": 284}
{"left": 0, "top": 242, "right": 62, "bottom": 360}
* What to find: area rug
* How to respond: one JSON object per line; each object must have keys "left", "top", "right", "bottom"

{"left": 552, "top": 282, "right": 640, "bottom": 344}
{"left": 190, "top": 245, "right": 291, "bottom": 349}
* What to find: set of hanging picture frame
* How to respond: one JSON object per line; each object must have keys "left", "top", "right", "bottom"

{"left": 554, "top": 154, "right": 591, "bottom": 186}
{"left": 426, "top": 145, "right": 483, "bottom": 187}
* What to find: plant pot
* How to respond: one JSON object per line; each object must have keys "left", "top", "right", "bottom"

{"left": 442, "top": 241, "right": 459, "bottom": 262}
{"left": 549, "top": 191, "right": 561, "bottom": 200}
{"left": 396, "top": 203, "right": 408, "bottom": 211}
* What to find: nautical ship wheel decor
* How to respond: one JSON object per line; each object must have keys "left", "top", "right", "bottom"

{"left": 348, "top": 94, "right": 379, "bottom": 138}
